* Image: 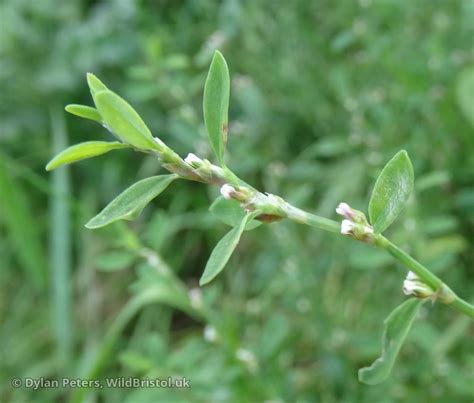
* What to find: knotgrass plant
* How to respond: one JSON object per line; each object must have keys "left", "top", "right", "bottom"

{"left": 46, "top": 50, "right": 474, "bottom": 385}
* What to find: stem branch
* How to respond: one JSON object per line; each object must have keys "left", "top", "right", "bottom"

{"left": 157, "top": 151, "right": 474, "bottom": 319}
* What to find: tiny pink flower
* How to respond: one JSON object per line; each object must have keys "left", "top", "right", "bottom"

{"left": 336, "top": 202, "right": 353, "bottom": 219}
{"left": 220, "top": 184, "right": 236, "bottom": 200}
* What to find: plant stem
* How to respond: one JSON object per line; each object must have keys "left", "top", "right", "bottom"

{"left": 378, "top": 236, "right": 442, "bottom": 290}
{"left": 157, "top": 152, "right": 474, "bottom": 319}
{"left": 279, "top": 198, "right": 473, "bottom": 319}
{"left": 377, "top": 236, "right": 473, "bottom": 318}
{"left": 449, "top": 298, "right": 474, "bottom": 319}
{"left": 284, "top": 204, "right": 341, "bottom": 233}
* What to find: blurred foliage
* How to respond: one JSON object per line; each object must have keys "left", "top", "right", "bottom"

{"left": 0, "top": 0, "right": 473, "bottom": 402}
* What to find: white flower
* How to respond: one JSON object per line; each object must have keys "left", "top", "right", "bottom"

{"left": 402, "top": 271, "right": 433, "bottom": 298}
{"left": 184, "top": 153, "right": 201, "bottom": 166}
{"left": 336, "top": 202, "right": 353, "bottom": 219}
{"left": 340, "top": 219, "right": 355, "bottom": 235}
{"left": 220, "top": 184, "right": 236, "bottom": 200}
{"left": 336, "top": 202, "right": 373, "bottom": 240}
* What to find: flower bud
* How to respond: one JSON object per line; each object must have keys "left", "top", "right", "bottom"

{"left": 341, "top": 219, "right": 355, "bottom": 235}
{"left": 336, "top": 202, "right": 368, "bottom": 225}
{"left": 336, "top": 202, "right": 353, "bottom": 219}
{"left": 184, "top": 153, "right": 202, "bottom": 168}
{"left": 220, "top": 184, "right": 236, "bottom": 200}
{"left": 402, "top": 271, "right": 434, "bottom": 298}
{"left": 220, "top": 184, "right": 252, "bottom": 202}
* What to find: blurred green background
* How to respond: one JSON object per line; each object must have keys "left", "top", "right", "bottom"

{"left": 1, "top": 0, "right": 473, "bottom": 402}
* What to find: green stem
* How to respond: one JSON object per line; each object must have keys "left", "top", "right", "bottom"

{"left": 378, "top": 236, "right": 441, "bottom": 290}
{"left": 284, "top": 204, "right": 341, "bottom": 234}
{"left": 449, "top": 298, "right": 474, "bottom": 319}
{"left": 280, "top": 198, "right": 473, "bottom": 319}
{"left": 378, "top": 235, "right": 473, "bottom": 318}
{"left": 155, "top": 152, "right": 474, "bottom": 319}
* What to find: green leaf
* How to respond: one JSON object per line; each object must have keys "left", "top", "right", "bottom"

{"left": 457, "top": 66, "right": 474, "bottom": 127}
{"left": 46, "top": 141, "right": 130, "bottom": 171}
{"left": 65, "top": 104, "right": 101, "bottom": 123}
{"left": 94, "top": 90, "right": 159, "bottom": 151}
{"left": 203, "top": 50, "right": 230, "bottom": 164}
{"left": 87, "top": 72, "right": 108, "bottom": 96}
{"left": 86, "top": 174, "right": 178, "bottom": 229}
{"left": 210, "top": 196, "right": 262, "bottom": 231}
{"left": 199, "top": 211, "right": 258, "bottom": 286}
{"left": 358, "top": 299, "right": 423, "bottom": 385}
{"left": 368, "top": 150, "right": 414, "bottom": 233}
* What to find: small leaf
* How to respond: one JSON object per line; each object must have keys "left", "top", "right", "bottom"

{"left": 368, "top": 150, "right": 414, "bottom": 233}
{"left": 65, "top": 104, "right": 101, "bottom": 123}
{"left": 203, "top": 50, "right": 230, "bottom": 164}
{"left": 87, "top": 72, "right": 108, "bottom": 96}
{"left": 86, "top": 174, "right": 178, "bottom": 229}
{"left": 210, "top": 196, "right": 262, "bottom": 231}
{"left": 46, "top": 141, "right": 130, "bottom": 171}
{"left": 358, "top": 299, "right": 423, "bottom": 385}
{"left": 199, "top": 211, "right": 258, "bottom": 286}
{"left": 94, "top": 90, "right": 159, "bottom": 151}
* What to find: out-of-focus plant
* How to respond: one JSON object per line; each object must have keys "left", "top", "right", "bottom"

{"left": 47, "top": 51, "right": 473, "bottom": 387}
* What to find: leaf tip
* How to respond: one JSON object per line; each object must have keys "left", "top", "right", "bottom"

{"left": 213, "top": 49, "right": 225, "bottom": 61}
{"left": 87, "top": 73, "right": 108, "bottom": 95}
{"left": 198, "top": 276, "right": 210, "bottom": 287}
{"left": 84, "top": 219, "right": 99, "bottom": 229}
{"left": 357, "top": 368, "right": 376, "bottom": 385}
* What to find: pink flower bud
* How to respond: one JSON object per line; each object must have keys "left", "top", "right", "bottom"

{"left": 336, "top": 202, "right": 355, "bottom": 219}
{"left": 220, "top": 184, "right": 236, "bottom": 200}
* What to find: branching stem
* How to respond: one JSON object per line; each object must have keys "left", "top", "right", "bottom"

{"left": 163, "top": 151, "right": 474, "bottom": 319}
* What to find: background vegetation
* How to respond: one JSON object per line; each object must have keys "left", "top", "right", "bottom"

{"left": 1, "top": 0, "right": 473, "bottom": 402}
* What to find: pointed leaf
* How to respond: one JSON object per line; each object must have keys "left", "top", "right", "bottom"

{"left": 86, "top": 174, "right": 177, "bottom": 229}
{"left": 46, "top": 141, "right": 130, "bottom": 171}
{"left": 369, "top": 150, "right": 414, "bottom": 233}
{"left": 210, "top": 196, "right": 261, "bottom": 231}
{"left": 87, "top": 72, "right": 108, "bottom": 96}
{"left": 200, "top": 211, "right": 258, "bottom": 286}
{"left": 358, "top": 299, "right": 422, "bottom": 385}
{"left": 65, "top": 104, "right": 101, "bottom": 123}
{"left": 94, "top": 90, "right": 159, "bottom": 151}
{"left": 203, "top": 50, "right": 230, "bottom": 164}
